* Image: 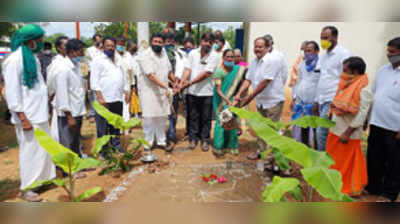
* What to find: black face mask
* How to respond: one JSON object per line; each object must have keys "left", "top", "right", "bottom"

{"left": 132, "top": 48, "right": 137, "bottom": 53}
{"left": 152, "top": 45, "right": 162, "bottom": 53}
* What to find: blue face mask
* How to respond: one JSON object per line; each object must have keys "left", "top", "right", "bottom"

{"left": 71, "top": 56, "right": 83, "bottom": 64}
{"left": 304, "top": 53, "right": 318, "bottom": 64}
{"left": 104, "top": 49, "right": 115, "bottom": 58}
{"left": 224, "top": 61, "right": 235, "bottom": 68}
{"left": 116, "top": 45, "right": 126, "bottom": 53}
{"left": 185, "top": 48, "right": 193, "bottom": 55}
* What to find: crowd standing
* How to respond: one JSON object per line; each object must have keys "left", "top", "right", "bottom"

{"left": 1, "top": 24, "right": 399, "bottom": 202}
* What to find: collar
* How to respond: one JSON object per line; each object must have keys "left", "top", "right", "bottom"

{"left": 65, "top": 57, "right": 77, "bottom": 69}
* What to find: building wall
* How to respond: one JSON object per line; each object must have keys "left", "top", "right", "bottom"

{"left": 247, "top": 22, "right": 400, "bottom": 82}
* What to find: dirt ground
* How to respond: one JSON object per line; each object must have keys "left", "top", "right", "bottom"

{"left": 0, "top": 90, "right": 388, "bottom": 202}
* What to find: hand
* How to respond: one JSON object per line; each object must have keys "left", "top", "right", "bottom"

{"left": 21, "top": 118, "right": 33, "bottom": 131}
{"left": 125, "top": 93, "right": 131, "bottom": 104}
{"left": 165, "top": 88, "right": 171, "bottom": 97}
{"left": 98, "top": 97, "right": 106, "bottom": 107}
{"left": 234, "top": 95, "right": 241, "bottom": 103}
{"left": 396, "top": 131, "right": 400, "bottom": 140}
{"left": 312, "top": 103, "right": 319, "bottom": 116}
{"left": 240, "top": 95, "right": 252, "bottom": 108}
{"left": 339, "top": 130, "right": 351, "bottom": 144}
{"left": 67, "top": 116, "right": 77, "bottom": 130}
{"left": 228, "top": 101, "right": 233, "bottom": 107}
{"left": 363, "top": 121, "right": 369, "bottom": 131}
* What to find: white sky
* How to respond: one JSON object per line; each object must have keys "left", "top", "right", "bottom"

{"left": 43, "top": 22, "right": 243, "bottom": 38}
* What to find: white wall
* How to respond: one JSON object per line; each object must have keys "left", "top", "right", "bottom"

{"left": 247, "top": 22, "right": 400, "bottom": 82}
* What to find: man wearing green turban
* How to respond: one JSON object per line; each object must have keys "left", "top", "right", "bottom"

{"left": 2, "top": 24, "right": 56, "bottom": 202}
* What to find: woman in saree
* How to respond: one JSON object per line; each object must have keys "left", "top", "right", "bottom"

{"left": 213, "top": 49, "right": 247, "bottom": 157}
{"left": 326, "top": 57, "right": 372, "bottom": 196}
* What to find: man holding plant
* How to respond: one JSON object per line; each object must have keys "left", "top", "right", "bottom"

{"left": 234, "top": 36, "right": 287, "bottom": 160}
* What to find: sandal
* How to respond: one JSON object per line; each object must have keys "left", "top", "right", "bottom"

{"left": 230, "top": 149, "right": 239, "bottom": 156}
{"left": 376, "top": 196, "right": 391, "bottom": 203}
{"left": 213, "top": 150, "right": 225, "bottom": 158}
{"left": 19, "top": 190, "right": 43, "bottom": 202}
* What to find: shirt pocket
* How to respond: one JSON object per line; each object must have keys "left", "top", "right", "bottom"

{"left": 387, "top": 78, "right": 400, "bottom": 102}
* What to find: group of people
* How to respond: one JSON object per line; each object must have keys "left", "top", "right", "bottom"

{"left": 1, "top": 23, "right": 399, "bottom": 203}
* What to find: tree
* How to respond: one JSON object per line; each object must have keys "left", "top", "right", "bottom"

{"left": 223, "top": 26, "right": 236, "bottom": 49}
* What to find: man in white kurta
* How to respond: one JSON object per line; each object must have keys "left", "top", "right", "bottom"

{"left": 137, "top": 34, "right": 173, "bottom": 151}
{"left": 2, "top": 24, "right": 56, "bottom": 202}
{"left": 47, "top": 36, "right": 69, "bottom": 143}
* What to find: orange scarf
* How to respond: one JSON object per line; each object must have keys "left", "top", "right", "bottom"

{"left": 330, "top": 73, "right": 369, "bottom": 116}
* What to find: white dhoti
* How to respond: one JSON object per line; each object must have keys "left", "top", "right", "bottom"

{"left": 16, "top": 122, "right": 56, "bottom": 190}
{"left": 122, "top": 101, "right": 131, "bottom": 135}
{"left": 142, "top": 116, "right": 167, "bottom": 148}
{"left": 50, "top": 109, "right": 59, "bottom": 142}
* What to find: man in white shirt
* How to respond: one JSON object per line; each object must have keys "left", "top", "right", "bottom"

{"left": 234, "top": 36, "right": 286, "bottom": 160}
{"left": 115, "top": 37, "right": 133, "bottom": 126}
{"left": 86, "top": 34, "right": 103, "bottom": 122}
{"left": 180, "top": 32, "right": 220, "bottom": 151}
{"left": 126, "top": 40, "right": 142, "bottom": 118}
{"left": 55, "top": 39, "right": 86, "bottom": 159}
{"left": 365, "top": 37, "right": 400, "bottom": 202}
{"left": 291, "top": 41, "right": 321, "bottom": 146}
{"left": 164, "top": 32, "right": 188, "bottom": 143}
{"left": 137, "top": 33, "right": 175, "bottom": 152}
{"left": 47, "top": 35, "right": 68, "bottom": 143}
{"left": 313, "top": 26, "right": 351, "bottom": 151}
{"left": 2, "top": 24, "right": 56, "bottom": 202}
{"left": 91, "top": 37, "right": 130, "bottom": 156}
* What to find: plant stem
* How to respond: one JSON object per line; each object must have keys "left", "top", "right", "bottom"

{"left": 68, "top": 158, "right": 74, "bottom": 201}
{"left": 308, "top": 185, "right": 313, "bottom": 202}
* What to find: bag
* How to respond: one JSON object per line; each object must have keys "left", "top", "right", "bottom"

{"left": 219, "top": 108, "right": 239, "bottom": 131}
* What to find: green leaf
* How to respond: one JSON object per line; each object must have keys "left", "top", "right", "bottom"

{"left": 289, "top": 186, "right": 303, "bottom": 201}
{"left": 75, "top": 158, "right": 101, "bottom": 173}
{"left": 341, "top": 194, "right": 356, "bottom": 202}
{"left": 289, "top": 116, "right": 335, "bottom": 129}
{"left": 121, "top": 118, "right": 141, "bottom": 130}
{"left": 310, "top": 150, "right": 336, "bottom": 168}
{"left": 301, "top": 167, "right": 346, "bottom": 201}
{"left": 262, "top": 176, "right": 300, "bottom": 202}
{"left": 34, "top": 129, "right": 80, "bottom": 173}
{"left": 273, "top": 148, "right": 291, "bottom": 171}
{"left": 23, "top": 179, "right": 65, "bottom": 191}
{"left": 74, "top": 187, "right": 102, "bottom": 202}
{"left": 130, "top": 137, "right": 150, "bottom": 148}
{"left": 93, "top": 101, "right": 124, "bottom": 130}
{"left": 93, "top": 135, "right": 114, "bottom": 157}
{"left": 230, "top": 107, "right": 312, "bottom": 168}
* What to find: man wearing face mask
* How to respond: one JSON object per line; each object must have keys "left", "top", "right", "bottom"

{"left": 126, "top": 40, "right": 142, "bottom": 119}
{"left": 2, "top": 24, "right": 56, "bottom": 202}
{"left": 291, "top": 41, "right": 321, "bottom": 146}
{"left": 115, "top": 37, "right": 133, "bottom": 128}
{"left": 164, "top": 32, "right": 188, "bottom": 144}
{"left": 365, "top": 37, "right": 400, "bottom": 202}
{"left": 91, "top": 36, "right": 130, "bottom": 157}
{"left": 37, "top": 42, "right": 56, "bottom": 81}
{"left": 86, "top": 34, "right": 103, "bottom": 123}
{"left": 47, "top": 36, "right": 68, "bottom": 143}
{"left": 180, "top": 32, "right": 220, "bottom": 151}
{"left": 54, "top": 39, "right": 87, "bottom": 161}
{"left": 314, "top": 26, "right": 351, "bottom": 151}
{"left": 136, "top": 33, "right": 175, "bottom": 152}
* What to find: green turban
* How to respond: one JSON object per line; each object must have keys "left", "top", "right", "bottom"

{"left": 10, "top": 24, "right": 45, "bottom": 89}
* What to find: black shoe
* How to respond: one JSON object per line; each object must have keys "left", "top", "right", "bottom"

{"left": 189, "top": 140, "right": 197, "bottom": 150}
{"left": 201, "top": 142, "right": 209, "bottom": 152}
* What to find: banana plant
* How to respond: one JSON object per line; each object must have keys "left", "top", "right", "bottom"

{"left": 93, "top": 135, "right": 149, "bottom": 175}
{"left": 24, "top": 129, "right": 102, "bottom": 202}
{"left": 230, "top": 107, "right": 354, "bottom": 202}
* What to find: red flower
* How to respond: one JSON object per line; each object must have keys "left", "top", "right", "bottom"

{"left": 210, "top": 174, "right": 218, "bottom": 180}
{"left": 202, "top": 176, "right": 210, "bottom": 182}
{"left": 217, "top": 176, "right": 227, "bottom": 184}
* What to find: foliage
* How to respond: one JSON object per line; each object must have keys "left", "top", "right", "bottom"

{"left": 230, "top": 107, "right": 354, "bottom": 202}
{"left": 24, "top": 129, "right": 102, "bottom": 202}
{"left": 263, "top": 176, "right": 300, "bottom": 202}
{"left": 92, "top": 101, "right": 145, "bottom": 175}
{"left": 93, "top": 101, "right": 141, "bottom": 132}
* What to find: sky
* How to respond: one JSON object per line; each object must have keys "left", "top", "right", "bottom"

{"left": 43, "top": 22, "right": 243, "bottom": 38}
